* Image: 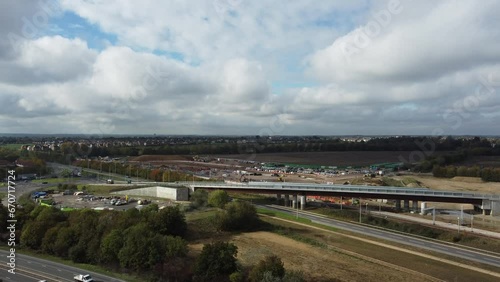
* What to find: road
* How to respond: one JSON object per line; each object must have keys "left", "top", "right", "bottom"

{"left": 0, "top": 250, "right": 125, "bottom": 282}
{"left": 260, "top": 204, "right": 500, "bottom": 269}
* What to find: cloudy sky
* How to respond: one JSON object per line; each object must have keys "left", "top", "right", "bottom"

{"left": 1, "top": 0, "right": 499, "bottom": 136}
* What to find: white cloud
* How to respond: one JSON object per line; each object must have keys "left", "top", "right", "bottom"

{"left": 0, "top": 0, "right": 499, "bottom": 135}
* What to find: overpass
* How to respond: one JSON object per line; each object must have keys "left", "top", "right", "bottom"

{"left": 178, "top": 181, "right": 500, "bottom": 216}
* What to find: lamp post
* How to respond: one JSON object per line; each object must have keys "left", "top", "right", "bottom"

{"left": 359, "top": 198, "right": 362, "bottom": 223}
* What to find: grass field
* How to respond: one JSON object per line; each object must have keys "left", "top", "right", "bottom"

{"left": 184, "top": 207, "right": 500, "bottom": 281}
{"left": 0, "top": 143, "right": 27, "bottom": 150}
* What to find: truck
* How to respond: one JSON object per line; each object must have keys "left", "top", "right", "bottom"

{"left": 74, "top": 274, "right": 93, "bottom": 282}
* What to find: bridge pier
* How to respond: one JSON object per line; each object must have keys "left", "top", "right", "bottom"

{"left": 395, "top": 200, "right": 401, "bottom": 210}
{"left": 412, "top": 200, "right": 418, "bottom": 212}
{"left": 404, "top": 200, "right": 410, "bottom": 212}
{"left": 292, "top": 195, "right": 298, "bottom": 209}
{"left": 284, "top": 195, "right": 290, "bottom": 207}
{"left": 300, "top": 195, "right": 306, "bottom": 210}
{"left": 277, "top": 193, "right": 282, "bottom": 204}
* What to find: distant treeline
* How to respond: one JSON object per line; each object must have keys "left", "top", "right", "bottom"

{"left": 432, "top": 165, "right": 500, "bottom": 182}
{"left": 30, "top": 136, "right": 500, "bottom": 160}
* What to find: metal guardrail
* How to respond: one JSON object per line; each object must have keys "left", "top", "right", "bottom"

{"left": 175, "top": 181, "right": 500, "bottom": 200}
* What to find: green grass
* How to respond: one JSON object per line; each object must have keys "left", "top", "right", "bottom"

{"left": 83, "top": 184, "right": 146, "bottom": 195}
{"left": 256, "top": 208, "right": 312, "bottom": 224}
{"left": 32, "top": 178, "right": 65, "bottom": 184}
{"left": 0, "top": 143, "right": 28, "bottom": 150}
{"left": 185, "top": 209, "right": 217, "bottom": 221}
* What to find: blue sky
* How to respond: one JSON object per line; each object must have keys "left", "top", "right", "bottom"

{"left": 0, "top": 0, "right": 499, "bottom": 135}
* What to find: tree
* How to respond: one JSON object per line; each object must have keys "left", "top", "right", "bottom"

{"left": 214, "top": 201, "right": 260, "bottom": 232}
{"left": 41, "top": 226, "right": 60, "bottom": 254}
{"left": 191, "top": 189, "right": 208, "bottom": 209}
{"left": 208, "top": 190, "right": 230, "bottom": 209}
{"left": 118, "top": 223, "right": 166, "bottom": 272}
{"left": 53, "top": 226, "right": 77, "bottom": 258}
{"left": 165, "top": 236, "right": 188, "bottom": 258}
{"left": 20, "top": 220, "right": 47, "bottom": 250}
{"left": 249, "top": 255, "right": 285, "bottom": 282}
{"left": 150, "top": 205, "right": 187, "bottom": 237}
{"left": 100, "top": 229, "right": 124, "bottom": 265}
{"left": 194, "top": 241, "right": 238, "bottom": 281}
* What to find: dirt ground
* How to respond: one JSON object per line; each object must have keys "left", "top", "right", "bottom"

{"left": 214, "top": 151, "right": 435, "bottom": 166}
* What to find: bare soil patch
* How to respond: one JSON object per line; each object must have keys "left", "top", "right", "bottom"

{"left": 129, "top": 155, "right": 189, "bottom": 162}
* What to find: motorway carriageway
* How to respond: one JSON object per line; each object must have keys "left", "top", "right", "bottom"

{"left": 0, "top": 250, "right": 124, "bottom": 282}
{"left": 259, "top": 205, "right": 500, "bottom": 269}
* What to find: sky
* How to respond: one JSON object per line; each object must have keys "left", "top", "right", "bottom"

{"left": 0, "top": 0, "right": 499, "bottom": 136}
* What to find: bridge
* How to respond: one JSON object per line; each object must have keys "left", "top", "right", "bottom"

{"left": 177, "top": 181, "right": 500, "bottom": 216}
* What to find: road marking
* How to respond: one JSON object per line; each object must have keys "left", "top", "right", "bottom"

{"left": 482, "top": 257, "right": 500, "bottom": 263}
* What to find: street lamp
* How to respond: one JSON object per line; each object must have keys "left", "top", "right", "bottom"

{"left": 359, "top": 198, "right": 362, "bottom": 223}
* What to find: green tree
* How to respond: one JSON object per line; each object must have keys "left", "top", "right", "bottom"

{"left": 194, "top": 241, "right": 238, "bottom": 281}
{"left": 53, "top": 226, "right": 77, "bottom": 258}
{"left": 214, "top": 201, "right": 260, "bottom": 232}
{"left": 249, "top": 255, "right": 285, "bottom": 282}
{"left": 41, "top": 226, "right": 60, "bottom": 254}
{"left": 100, "top": 229, "right": 124, "bottom": 265}
{"left": 20, "top": 220, "right": 47, "bottom": 249}
{"left": 150, "top": 206, "right": 187, "bottom": 237}
{"left": 191, "top": 189, "right": 208, "bottom": 209}
{"left": 165, "top": 236, "right": 188, "bottom": 258}
{"left": 208, "top": 190, "right": 230, "bottom": 209}
{"left": 118, "top": 223, "right": 166, "bottom": 272}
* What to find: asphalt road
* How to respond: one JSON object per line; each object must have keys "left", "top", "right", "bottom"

{"left": 260, "top": 204, "right": 500, "bottom": 269}
{"left": 0, "top": 250, "right": 125, "bottom": 282}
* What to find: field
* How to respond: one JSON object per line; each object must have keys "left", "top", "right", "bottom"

{"left": 186, "top": 209, "right": 500, "bottom": 282}
{"left": 393, "top": 174, "right": 500, "bottom": 195}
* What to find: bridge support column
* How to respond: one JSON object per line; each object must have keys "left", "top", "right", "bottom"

{"left": 395, "top": 200, "right": 401, "bottom": 210}
{"left": 276, "top": 194, "right": 281, "bottom": 204}
{"left": 284, "top": 195, "right": 290, "bottom": 207}
{"left": 412, "top": 200, "right": 418, "bottom": 212}
{"left": 292, "top": 195, "right": 298, "bottom": 209}
{"left": 404, "top": 200, "right": 410, "bottom": 212}
{"left": 300, "top": 195, "right": 306, "bottom": 210}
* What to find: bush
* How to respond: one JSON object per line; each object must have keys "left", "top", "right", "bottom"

{"left": 194, "top": 241, "right": 238, "bottom": 281}
{"left": 249, "top": 255, "right": 285, "bottom": 282}
{"left": 214, "top": 201, "right": 260, "bottom": 232}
